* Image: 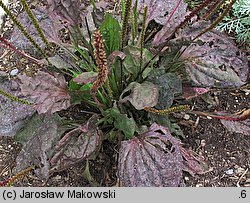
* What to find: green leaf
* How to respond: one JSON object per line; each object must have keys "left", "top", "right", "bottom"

{"left": 122, "top": 46, "right": 153, "bottom": 81}
{"left": 108, "top": 108, "right": 136, "bottom": 139}
{"left": 100, "top": 13, "right": 121, "bottom": 56}
{"left": 69, "top": 79, "right": 82, "bottom": 90}
{"left": 149, "top": 113, "right": 184, "bottom": 138}
{"left": 147, "top": 70, "right": 182, "bottom": 109}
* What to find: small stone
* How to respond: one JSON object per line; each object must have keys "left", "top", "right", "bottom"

{"left": 183, "top": 114, "right": 190, "bottom": 120}
{"left": 54, "top": 175, "right": 62, "bottom": 180}
{"left": 225, "top": 169, "right": 234, "bottom": 175}
{"left": 10, "top": 68, "right": 19, "bottom": 76}
{"left": 235, "top": 167, "right": 245, "bottom": 175}
{"left": 200, "top": 139, "right": 206, "bottom": 147}
{"left": 184, "top": 177, "right": 189, "bottom": 181}
{"left": 207, "top": 116, "right": 212, "bottom": 119}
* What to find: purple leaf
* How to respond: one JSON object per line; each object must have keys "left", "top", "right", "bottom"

{"left": 46, "top": 0, "right": 85, "bottom": 27}
{"left": 150, "top": 0, "right": 189, "bottom": 46}
{"left": 108, "top": 50, "right": 126, "bottom": 65}
{"left": 50, "top": 115, "right": 102, "bottom": 173}
{"left": 14, "top": 114, "right": 63, "bottom": 179}
{"left": 136, "top": 0, "right": 188, "bottom": 26}
{"left": 118, "top": 123, "right": 183, "bottom": 186}
{"left": 182, "top": 85, "right": 210, "bottom": 100}
{"left": 180, "top": 147, "right": 209, "bottom": 175}
{"left": 73, "top": 72, "right": 98, "bottom": 85}
{"left": 10, "top": 6, "right": 63, "bottom": 53}
{"left": 220, "top": 120, "right": 250, "bottom": 136}
{"left": 179, "top": 21, "right": 249, "bottom": 88}
{"left": 0, "top": 79, "right": 35, "bottom": 137}
{"left": 18, "top": 71, "right": 71, "bottom": 114}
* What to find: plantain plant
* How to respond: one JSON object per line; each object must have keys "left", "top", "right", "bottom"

{"left": 1, "top": 0, "right": 249, "bottom": 187}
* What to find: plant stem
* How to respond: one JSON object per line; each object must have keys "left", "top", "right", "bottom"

{"left": 0, "top": 35, "right": 42, "bottom": 65}
{"left": 0, "top": 0, "right": 48, "bottom": 60}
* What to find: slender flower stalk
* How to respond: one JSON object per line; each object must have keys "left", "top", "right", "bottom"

{"left": 20, "top": 0, "right": 50, "bottom": 48}
{"left": 6, "top": 166, "right": 34, "bottom": 186}
{"left": 194, "top": 0, "right": 237, "bottom": 40}
{"left": 91, "top": 30, "right": 109, "bottom": 106}
{"left": 139, "top": 5, "right": 148, "bottom": 73}
{"left": 121, "top": 0, "right": 132, "bottom": 49}
{"left": 0, "top": 88, "right": 34, "bottom": 105}
{"left": 174, "top": 0, "right": 215, "bottom": 33}
{"left": 202, "top": 0, "right": 225, "bottom": 20}
{"left": 0, "top": 0, "right": 48, "bottom": 59}
{"left": 144, "top": 105, "right": 190, "bottom": 115}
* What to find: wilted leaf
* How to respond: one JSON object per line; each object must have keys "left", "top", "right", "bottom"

{"left": 100, "top": 13, "right": 121, "bottom": 56}
{"left": 182, "top": 85, "right": 210, "bottom": 100}
{"left": 220, "top": 120, "right": 250, "bottom": 136}
{"left": 50, "top": 115, "right": 102, "bottom": 173}
{"left": 14, "top": 114, "right": 63, "bottom": 179}
{"left": 18, "top": 71, "right": 71, "bottom": 114}
{"left": 119, "top": 81, "right": 159, "bottom": 110}
{"left": 179, "top": 21, "right": 249, "bottom": 87}
{"left": 48, "top": 55, "right": 72, "bottom": 70}
{"left": 73, "top": 72, "right": 98, "bottom": 85}
{"left": 147, "top": 70, "right": 182, "bottom": 109}
{"left": 180, "top": 147, "right": 209, "bottom": 175}
{"left": 122, "top": 46, "right": 153, "bottom": 80}
{"left": 149, "top": 113, "right": 184, "bottom": 138}
{"left": 118, "top": 123, "right": 183, "bottom": 186}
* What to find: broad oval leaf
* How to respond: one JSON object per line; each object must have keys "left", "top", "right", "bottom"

{"left": 14, "top": 114, "right": 63, "bottom": 179}
{"left": 0, "top": 79, "right": 35, "bottom": 136}
{"left": 106, "top": 108, "right": 136, "bottom": 140}
{"left": 179, "top": 21, "right": 249, "bottom": 87}
{"left": 73, "top": 72, "right": 98, "bottom": 85}
{"left": 119, "top": 81, "right": 159, "bottom": 110}
{"left": 150, "top": 0, "right": 189, "bottom": 46}
{"left": 18, "top": 71, "right": 71, "bottom": 114}
{"left": 147, "top": 70, "right": 182, "bottom": 109}
{"left": 50, "top": 115, "right": 102, "bottom": 173}
{"left": 118, "top": 123, "right": 183, "bottom": 186}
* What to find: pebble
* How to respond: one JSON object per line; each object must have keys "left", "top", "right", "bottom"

{"left": 225, "top": 169, "right": 234, "bottom": 175}
{"left": 183, "top": 114, "right": 190, "bottom": 120}
{"left": 10, "top": 68, "right": 19, "bottom": 76}
{"left": 200, "top": 139, "right": 206, "bottom": 147}
{"left": 235, "top": 167, "right": 245, "bottom": 175}
{"left": 54, "top": 175, "right": 62, "bottom": 180}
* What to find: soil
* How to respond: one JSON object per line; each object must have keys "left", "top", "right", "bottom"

{"left": 0, "top": 0, "right": 250, "bottom": 187}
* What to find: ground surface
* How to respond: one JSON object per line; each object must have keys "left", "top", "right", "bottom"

{"left": 0, "top": 0, "right": 250, "bottom": 187}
